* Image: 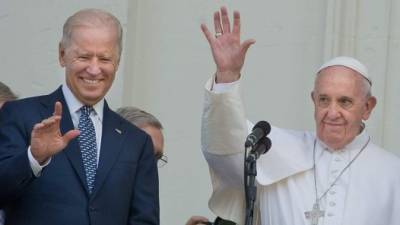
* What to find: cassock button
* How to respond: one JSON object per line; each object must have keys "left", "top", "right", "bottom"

{"left": 329, "top": 190, "right": 336, "bottom": 195}
{"left": 334, "top": 158, "right": 341, "bottom": 162}
{"left": 329, "top": 202, "right": 336, "bottom": 207}
{"left": 327, "top": 212, "right": 334, "bottom": 217}
{"left": 89, "top": 206, "right": 97, "bottom": 212}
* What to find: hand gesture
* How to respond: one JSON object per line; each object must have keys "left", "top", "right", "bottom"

{"left": 201, "top": 6, "right": 255, "bottom": 83}
{"left": 30, "top": 101, "right": 80, "bottom": 164}
{"left": 185, "top": 216, "right": 210, "bottom": 225}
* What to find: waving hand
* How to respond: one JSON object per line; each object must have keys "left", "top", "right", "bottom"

{"left": 201, "top": 6, "right": 255, "bottom": 83}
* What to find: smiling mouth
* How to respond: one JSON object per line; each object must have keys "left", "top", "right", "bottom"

{"left": 323, "top": 121, "right": 344, "bottom": 126}
{"left": 82, "top": 78, "right": 100, "bottom": 84}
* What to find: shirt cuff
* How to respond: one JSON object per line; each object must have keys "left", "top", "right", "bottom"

{"left": 211, "top": 75, "right": 241, "bottom": 93}
{"left": 28, "top": 147, "right": 51, "bottom": 177}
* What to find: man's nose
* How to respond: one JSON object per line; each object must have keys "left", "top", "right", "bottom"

{"left": 86, "top": 59, "right": 101, "bottom": 75}
{"left": 326, "top": 103, "right": 341, "bottom": 118}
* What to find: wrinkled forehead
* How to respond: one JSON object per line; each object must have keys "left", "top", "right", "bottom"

{"left": 317, "top": 65, "right": 366, "bottom": 82}
{"left": 66, "top": 26, "right": 120, "bottom": 57}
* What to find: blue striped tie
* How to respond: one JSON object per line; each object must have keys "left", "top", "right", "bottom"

{"left": 78, "top": 106, "right": 97, "bottom": 193}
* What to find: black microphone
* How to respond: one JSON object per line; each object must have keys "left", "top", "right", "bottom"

{"left": 245, "top": 121, "right": 271, "bottom": 148}
{"left": 250, "top": 136, "right": 272, "bottom": 159}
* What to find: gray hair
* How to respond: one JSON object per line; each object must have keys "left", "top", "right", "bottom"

{"left": 0, "top": 82, "right": 17, "bottom": 103}
{"left": 116, "top": 106, "right": 163, "bottom": 130}
{"left": 361, "top": 76, "right": 372, "bottom": 98}
{"left": 60, "top": 8, "right": 123, "bottom": 57}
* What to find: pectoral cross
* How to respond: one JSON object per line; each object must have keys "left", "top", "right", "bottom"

{"left": 304, "top": 203, "right": 325, "bottom": 225}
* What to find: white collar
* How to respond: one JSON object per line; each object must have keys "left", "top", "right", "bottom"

{"left": 61, "top": 84, "right": 104, "bottom": 122}
{"left": 317, "top": 129, "right": 370, "bottom": 153}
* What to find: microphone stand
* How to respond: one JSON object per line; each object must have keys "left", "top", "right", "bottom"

{"left": 244, "top": 148, "right": 258, "bottom": 225}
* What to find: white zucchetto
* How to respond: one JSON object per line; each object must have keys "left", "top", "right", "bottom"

{"left": 317, "top": 56, "right": 371, "bottom": 85}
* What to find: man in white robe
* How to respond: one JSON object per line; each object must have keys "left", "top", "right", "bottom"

{"left": 200, "top": 6, "right": 400, "bottom": 225}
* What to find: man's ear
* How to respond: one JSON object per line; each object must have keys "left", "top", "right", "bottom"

{"left": 58, "top": 42, "right": 66, "bottom": 67}
{"left": 362, "top": 96, "right": 377, "bottom": 120}
{"left": 311, "top": 91, "right": 316, "bottom": 104}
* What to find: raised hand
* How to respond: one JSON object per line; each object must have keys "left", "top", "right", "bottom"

{"left": 30, "top": 101, "right": 80, "bottom": 164}
{"left": 201, "top": 6, "right": 255, "bottom": 83}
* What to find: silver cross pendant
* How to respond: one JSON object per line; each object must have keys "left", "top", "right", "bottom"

{"left": 305, "top": 202, "right": 325, "bottom": 225}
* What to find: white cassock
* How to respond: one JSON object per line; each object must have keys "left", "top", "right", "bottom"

{"left": 201, "top": 78, "right": 400, "bottom": 225}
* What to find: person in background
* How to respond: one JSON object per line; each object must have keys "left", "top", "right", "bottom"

{"left": 0, "top": 81, "right": 17, "bottom": 225}
{"left": 0, "top": 82, "right": 17, "bottom": 108}
{"left": 117, "top": 107, "right": 218, "bottom": 225}
{"left": 116, "top": 106, "right": 165, "bottom": 164}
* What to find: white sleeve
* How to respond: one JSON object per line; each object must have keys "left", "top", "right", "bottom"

{"left": 202, "top": 76, "right": 249, "bottom": 224}
{"left": 201, "top": 76, "right": 312, "bottom": 224}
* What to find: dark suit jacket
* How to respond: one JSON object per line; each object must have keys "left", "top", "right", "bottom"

{"left": 0, "top": 87, "right": 159, "bottom": 225}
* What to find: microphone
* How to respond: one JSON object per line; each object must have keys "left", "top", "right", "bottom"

{"left": 250, "top": 136, "right": 272, "bottom": 159}
{"left": 245, "top": 121, "right": 271, "bottom": 148}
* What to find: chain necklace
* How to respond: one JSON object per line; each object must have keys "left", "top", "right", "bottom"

{"left": 304, "top": 136, "right": 370, "bottom": 225}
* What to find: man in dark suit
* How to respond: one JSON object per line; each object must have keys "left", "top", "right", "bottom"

{"left": 0, "top": 8, "right": 159, "bottom": 225}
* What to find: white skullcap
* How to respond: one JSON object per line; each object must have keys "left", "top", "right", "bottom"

{"left": 317, "top": 56, "right": 371, "bottom": 85}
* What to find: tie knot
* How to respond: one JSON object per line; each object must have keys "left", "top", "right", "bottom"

{"left": 80, "top": 106, "right": 93, "bottom": 117}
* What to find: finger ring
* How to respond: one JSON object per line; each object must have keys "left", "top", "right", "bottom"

{"left": 215, "top": 32, "right": 222, "bottom": 38}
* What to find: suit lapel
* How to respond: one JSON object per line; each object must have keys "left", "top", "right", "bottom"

{"left": 91, "top": 101, "right": 125, "bottom": 198}
{"left": 40, "top": 87, "right": 89, "bottom": 194}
